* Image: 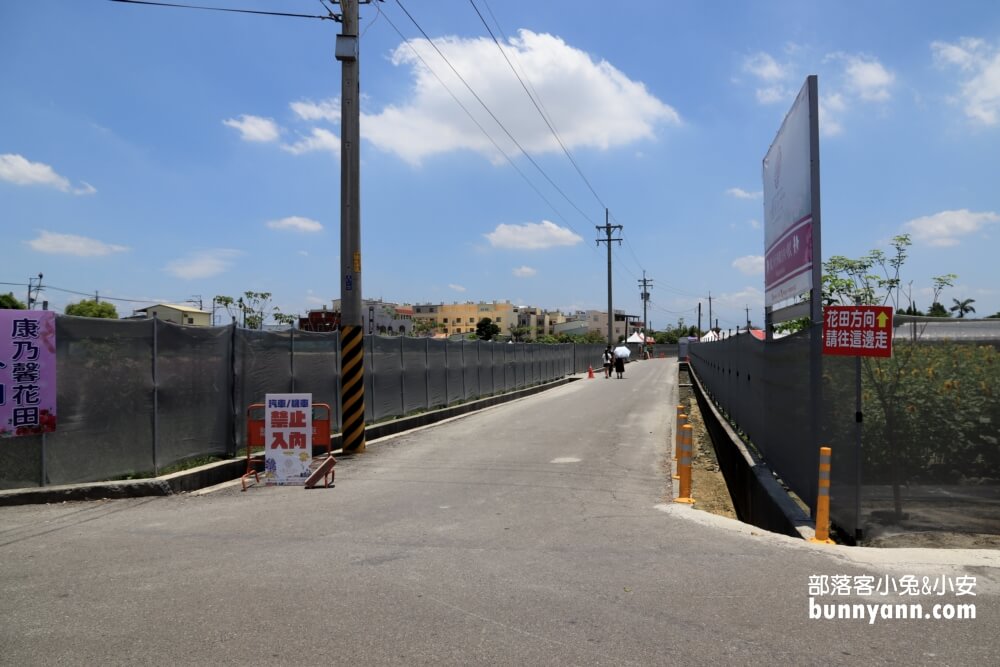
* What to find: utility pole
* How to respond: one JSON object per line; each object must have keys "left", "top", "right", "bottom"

{"left": 638, "top": 270, "right": 653, "bottom": 339}
{"left": 26, "top": 273, "right": 43, "bottom": 309}
{"left": 697, "top": 302, "right": 702, "bottom": 337}
{"left": 596, "top": 209, "right": 622, "bottom": 346}
{"left": 337, "top": 0, "right": 366, "bottom": 454}
{"left": 708, "top": 292, "right": 713, "bottom": 332}
{"left": 746, "top": 305, "right": 750, "bottom": 331}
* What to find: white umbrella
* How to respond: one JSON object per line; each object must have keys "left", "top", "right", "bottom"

{"left": 613, "top": 345, "right": 631, "bottom": 359}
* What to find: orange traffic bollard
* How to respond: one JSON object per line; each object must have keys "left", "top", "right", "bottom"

{"left": 810, "top": 446, "right": 835, "bottom": 544}
{"left": 674, "top": 424, "right": 695, "bottom": 504}
{"left": 588, "top": 365, "right": 595, "bottom": 379}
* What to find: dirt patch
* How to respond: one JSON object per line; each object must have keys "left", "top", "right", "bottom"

{"left": 662, "top": 370, "right": 737, "bottom": 520}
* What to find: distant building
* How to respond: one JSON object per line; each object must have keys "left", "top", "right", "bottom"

{"left": 299, "top": 306, "right": 339, "bottom": 332}
{"left": 411, "top": 301, "right": 515, "bottom": 337}
{"left": 133, "top": 303, "right": 211, "bottom": 327}
{"left": 330, "top": 298, "right": 413, "bottom": 335}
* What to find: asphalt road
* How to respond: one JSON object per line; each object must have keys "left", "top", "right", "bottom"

{"left": 1, "top": 359, "right": 998, "bottom": 665}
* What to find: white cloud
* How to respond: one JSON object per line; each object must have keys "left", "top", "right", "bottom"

{"left": 266, "top": 216, "right": 323, "bottom": 233}
{"left": 291, "top": 98, "right": 341, "bottom": 124}
{"left": 165, "top": 249, "right": 241, "bottom": 279}
{"left": 819, "top": 92, "right": 847, "bottom": 137}
{"left": 726, "top": 187, "right": 762, "bottom": 200}
{"left": 222, "top": 114, "right": 280, "bottom": 142}
{"left": 842, "top": 54, "right": 894, "bottom": 102}
{"left": 448, "top": 283, "right": 467, "bottom": 292}
{"left": 485, "top": 220, "right": 583, "bottom": 250}
{"left": 26, "top": 230, "right": 128, "bottom": 257}
{"left": 755, "top": 85, "right": 791, "bottom": 105}
{"left": 282, "top": 128, "right": 340, "bottom": 156}
{"left": 742, "top": 52, "right": 793, "bottom": 105}
{"left": 732, "top": 255, "right": 765, "bottom": 276}
{"left": 903, "top": 209, "right": 999, "bottom": 247}
{"left": 512, "top": 266, "right": 537, "bottom": 278}
{"left": 361, "top": 30, "right": 680, "bottom": 165}
{"left": 748, "top": 219, "right": 761, "bottom": 230}
{"left": 72, "top": 181, "right": 97, "bottom": 196}
{"left": 932, "top": 37, "right": 1000, "bottom": 125}
{"left": 743, "top": 52, "right": 789, "bottom": 81}
{"left": 0, "top": 153, "right": 95, "bottom": 194}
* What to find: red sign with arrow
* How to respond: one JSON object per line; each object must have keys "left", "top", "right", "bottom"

{"left": 822, "top": 306, "right": 893, "bottom": 358}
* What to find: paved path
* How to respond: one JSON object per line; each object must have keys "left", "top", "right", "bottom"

{"left": 1, "top": 359, "right": 997, "bottom": 665}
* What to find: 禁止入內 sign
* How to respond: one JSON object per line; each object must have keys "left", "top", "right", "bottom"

{"left": 822, "top": 306, "right": 893, "bottom": 358}
{"left": 264, "top": 393, "right": 312, "bottom": 485}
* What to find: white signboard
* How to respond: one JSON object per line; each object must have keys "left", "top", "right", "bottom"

{"left": 264, "top": 393, "right": 312, "bottom": 486}
{"left": 763, "top": 78, "right": 816, "bottom": 307}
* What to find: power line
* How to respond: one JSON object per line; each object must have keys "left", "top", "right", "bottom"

{"left": 394, "top": 0, "right": 599, "bottom": 234}
{"left": 376, "top": 5, "right": 581, "bottom": 235}
{"left": 468, "top": 0, "right": 607, "bottom": 211}
{"left": 108, "top": 0, "right": 340, "bottom": 21}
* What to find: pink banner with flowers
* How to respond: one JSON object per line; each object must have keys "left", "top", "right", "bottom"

{"left": 0, "top": 311, "right": 57, "bottom": 438}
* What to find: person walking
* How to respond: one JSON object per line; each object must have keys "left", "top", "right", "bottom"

{"left": 602, "top": 346, "right": 613, "bottom": 378}
{"left": 614, "top": 354, "right": 626, "bottom": 379}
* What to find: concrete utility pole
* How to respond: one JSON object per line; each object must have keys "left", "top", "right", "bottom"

{"left": 596, "top": 209, "right": 622, "bottom": 346}
{"left": 708, "top": 293, "right": 713, "bottom": 332}
{"left": 638, "top": 271, "right": 653, "bottom": 337}
{"left": 337, "top": 0, "right": 366, "bottom": 454}
{"left": 697, "top": 302, "right": 702, "bottom": 336}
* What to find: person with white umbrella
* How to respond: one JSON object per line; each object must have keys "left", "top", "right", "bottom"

{"left": 612, "top": 344, "right": 630, "bottom": 379}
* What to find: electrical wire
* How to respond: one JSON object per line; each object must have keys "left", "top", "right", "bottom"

{"left": 108, "top": 0, "right": 338, "bottom": 21}
{"left": 468, "top": 0, "right": 607, "bottom": 211}
{"left": 376, "top": 5, "right": 582, "bottom": 236}
{"left": 394, "top": 0, "right": 599, "bottom": 234}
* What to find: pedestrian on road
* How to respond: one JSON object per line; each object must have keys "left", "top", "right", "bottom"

{"left": 614, "top": 355, "right": 625, "bottom": 379}
{"left": 602, "top": 346, "right": 613, "bottom": 378}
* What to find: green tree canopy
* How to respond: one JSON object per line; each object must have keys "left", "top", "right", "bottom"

{"left": 476, "top": 317, "right": 501, "bottom": 341}
{"left": 927, "top": 302, "right": 950, "bottom": 318}
{"left": 0, "top": 292, "right": 27, "bottom": 309}
{"left": 949, "top": 298, "right": 976, "bottom": 318}
{"left": 65, "top": 299, "right": 118, "bottom": 318}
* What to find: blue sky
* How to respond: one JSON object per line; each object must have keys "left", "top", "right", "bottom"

{"left": 2, "top": 0, "right": 998, "bottom": 329}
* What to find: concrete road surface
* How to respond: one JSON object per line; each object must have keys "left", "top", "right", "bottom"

{"left": 2, "top": 359, "right": 998, "bottom": 665}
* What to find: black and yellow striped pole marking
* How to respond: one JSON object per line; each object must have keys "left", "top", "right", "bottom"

{"left": 810, "top": 446, "right": 834, "bottom": 543}
{"left": 340, "top": 324, "right": 366, "bottom": 454}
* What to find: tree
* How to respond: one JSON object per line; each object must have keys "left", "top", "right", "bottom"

{"left": 476, "top": 317, "right": 501, "bottom": 341}
{"left": 824, "top": 234, "right": 957, "bottom": 522}
{"left": 272, "top": 310, "right": 298, "bottom": 327}
{"left": 0, "top": 292, "right": 27, "bottom": 309}
{"left": 949, "top": 298, "right": 976, "bottom": 318}
{"left": 508, "top": 324, "right": 532, "bottom": 342}
{"left": 214, "top": 292, "right": 272, "bottom": 329}
{"left": 927, "top": 302, "right": 950, "bottom": 318}
{"left": 412, "top": 319, "right": 438, "bottom": 337}
{"left": 65, "top": 299, "right": 118, "bottom": 318}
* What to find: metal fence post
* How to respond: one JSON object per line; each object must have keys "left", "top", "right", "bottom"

{"left": 152, "top": 314, "right": 159, "bottom": 476}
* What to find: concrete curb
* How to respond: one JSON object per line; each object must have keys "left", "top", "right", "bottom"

{"left": 0, "top": 376, "right": 577, "bottom": 507}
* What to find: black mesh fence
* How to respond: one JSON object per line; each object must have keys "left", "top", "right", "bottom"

{"left": 1, "top": 317, "right": 584, "bottom": 489}
{"left": 689, "top": 318, "right": 1000, "bottom": 542}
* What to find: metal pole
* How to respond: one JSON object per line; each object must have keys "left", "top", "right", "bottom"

{"left": 596, "top": 209, "right": 622, "bottom": 346}
{"left": 606, "top": 210, "right": 612, "bottom": 345}
{"left": 339, "top": 0, "right": 366, "bottom": 453}
{"left": 152, "top": 313, "right": 159, "bottom": 476}
{"left": 855, "top": 354, "right": 863, "bottom": 542}
{"left": 808, "top": 74, "right": 824, "bottom": 514}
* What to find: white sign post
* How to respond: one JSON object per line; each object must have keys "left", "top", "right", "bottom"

{"left": 264, "top": 393, "right": 312, "bottom": 486}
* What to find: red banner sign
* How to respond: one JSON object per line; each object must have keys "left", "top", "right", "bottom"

{"left": 822, "top": 306, "right": 893, "bottom": 358}
{"left": 823, "top": 306, "right": 892, "bottom": 357}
